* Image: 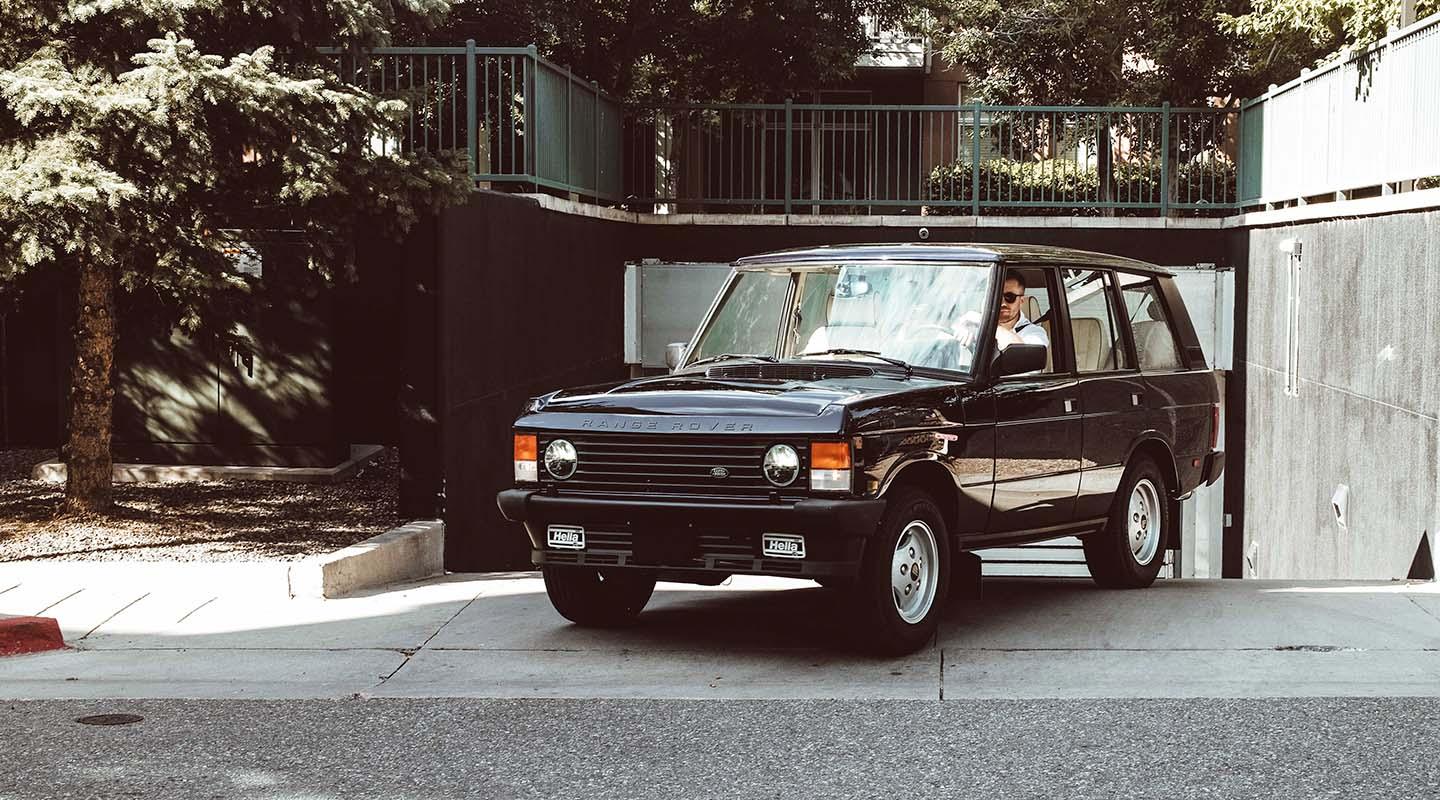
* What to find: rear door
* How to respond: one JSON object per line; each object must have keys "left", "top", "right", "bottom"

{"left": 1118, "top": 270, "right": 1214, "bottom": 492}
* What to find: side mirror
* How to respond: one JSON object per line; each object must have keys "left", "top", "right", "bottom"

{"left": 993, "top": 343, "right": 1047, "bottom": 377}
{"left": 664, "top": 342, "right": 688, "bottom": 372}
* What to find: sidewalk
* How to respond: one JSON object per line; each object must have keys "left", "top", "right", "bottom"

{"left": 1, "top": 562, "right": 1438, "bottom": 700}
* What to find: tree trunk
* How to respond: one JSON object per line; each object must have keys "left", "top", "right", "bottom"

{"left": 63, "top": 257, "right": 116, "bottom": 515}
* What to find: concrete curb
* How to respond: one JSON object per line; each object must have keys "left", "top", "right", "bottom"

{"left": 287, "top": 520, "right": 444, "bottom": 599}
{"left": 31, "top": 444, "right": 385, "bottom": 485}
{"left": 0, "top": 616, "right": 66, "bottom": 657}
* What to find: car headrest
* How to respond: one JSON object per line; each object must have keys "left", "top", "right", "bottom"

{"left": 1023, "top": 295, "right": 1040, "bottom": 322}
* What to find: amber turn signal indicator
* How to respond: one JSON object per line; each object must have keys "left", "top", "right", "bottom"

{"left": 810, "top": 441, "right": 851, "bottom": 470}
{"left": 514, "top": 433, "right": 538, "bottom": 461}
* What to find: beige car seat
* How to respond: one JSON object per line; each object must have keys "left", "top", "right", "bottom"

{"left": 1071, "top": 317, "right": 1105, "bottom": 371}
{"left": 1130, "top": 303, "right": 1180, "bottom": 370}
{"left": 804, "top": 293, "right": 879, "bottom": 352}
{"left": 1022, "top": 295, "right": 1054, "bottom": 373}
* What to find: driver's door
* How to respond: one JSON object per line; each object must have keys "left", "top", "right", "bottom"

{"left": 986, "top": 267, "right": 1083, "bottom": 535}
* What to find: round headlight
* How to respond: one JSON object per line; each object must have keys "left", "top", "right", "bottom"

{"left": 762, "top": 444, "right": 800, "bottom": 487}
{"left": 544, "top": 439, "right": 578, "bottom": 480}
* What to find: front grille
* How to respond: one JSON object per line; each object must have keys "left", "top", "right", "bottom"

{"left": 705, "top": 363, "right": 875, "bottom": 381}
{"left": 537, "top": 433, "right": 808, "bottom": 499}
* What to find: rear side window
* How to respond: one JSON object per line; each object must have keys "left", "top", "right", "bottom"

{"left": 1118, "top": 272, "right": 1182, "bottom": 371}
{"left": 1063, "top": 269, "right": 1130, "bottom": 372}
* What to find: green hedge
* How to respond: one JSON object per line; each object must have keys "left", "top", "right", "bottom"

{"left": 923, "top": 157, "right": 1237, "bottom": 216}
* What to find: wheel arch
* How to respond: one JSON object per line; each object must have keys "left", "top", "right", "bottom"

{"left": 1124, "top": 435, "right": 1180, "bottom": 495}
{"left": 879, "top": 457, "right": 960, "bottom": 540}
{"left": 1123, "top": 435, "right": 1183, "bottom": 552}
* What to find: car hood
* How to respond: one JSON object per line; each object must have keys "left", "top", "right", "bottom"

{"left": 517, "top": 369, "right": 961, "bottom": 434}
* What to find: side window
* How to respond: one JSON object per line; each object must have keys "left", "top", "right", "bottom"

{"left": 1017, "top": 269, "right": 1057, "bottom": 374}
{"left": 1118, "top": 272, "right": 1183, "bottom": 371}
{"left": 1063, "top": 269, "right": 1130, "bottom": 372}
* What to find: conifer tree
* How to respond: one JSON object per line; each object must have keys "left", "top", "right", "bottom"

{"left": 0, "top": 1, "right": 469, "bottom": 513}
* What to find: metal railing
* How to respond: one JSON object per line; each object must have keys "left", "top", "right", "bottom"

{"left": 1239, "top": 12, "right": 1440, "bottom": 206}
{"left": 323, "top": 42, "right": 623, "bottom": 201}
{"left": 323, "top": 43, "right": 1240, "bottom": 215}
{"left": 624, "top": 103, "right": 1238, "bottom": 215}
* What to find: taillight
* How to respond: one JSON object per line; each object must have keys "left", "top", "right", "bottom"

{"left": 1210, "top": 404, "right": 1220, "bottom": 450}
{"left": 514, "top": 433, "right": 538, "bottom": 483}
{"left": 810, "top": 441, "right": 852, "bottom": 492}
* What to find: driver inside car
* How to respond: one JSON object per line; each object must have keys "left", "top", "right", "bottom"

{"left": 957, "top": 269, "right": 1050, "bottom": 353}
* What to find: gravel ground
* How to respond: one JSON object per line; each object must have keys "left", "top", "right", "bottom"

{"left": 0, "top": 447, "right": 400, "bottom": 562}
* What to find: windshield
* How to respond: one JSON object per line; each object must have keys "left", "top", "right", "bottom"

{"left": 689, "top": 262, "right": 994, "bottom": 373}
{"left": 688, "top": 271, "right": 791, "bottom": 362}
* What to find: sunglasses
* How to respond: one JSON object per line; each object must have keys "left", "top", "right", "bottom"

{"left": 1002, "top": 292, "right": 1024, "bottom": 304}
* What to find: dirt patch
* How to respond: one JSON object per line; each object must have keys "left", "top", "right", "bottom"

{"left": 0, "top": 447, "right": 401, "bottom": 562}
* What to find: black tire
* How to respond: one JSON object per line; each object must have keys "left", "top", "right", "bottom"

{"left": 542, "top": 566, "right": 656, "bottom": 627}
{"left": 1083, "top": 455, "right": 1170, "bottom": 589}
{"left": 851, "top": 488, "right": 951, "bottom": 655}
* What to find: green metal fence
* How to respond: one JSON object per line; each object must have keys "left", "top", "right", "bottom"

{"left": 326, "top": 43, "right": 1237, "bottom": 215}
{"left": 323, "top": 42, "right": 624, "bottom": 201}
{"left": 625, "top": 103, "right": 1238, "bottom": 215}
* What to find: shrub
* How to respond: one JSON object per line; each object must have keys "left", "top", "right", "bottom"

{"left": 923, "top": 157, "right": 1236, "bottom": 216}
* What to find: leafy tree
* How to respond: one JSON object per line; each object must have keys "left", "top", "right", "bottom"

{"left": 421, "top": 0, "right": 916, "bottom": 102}
{"left": 922, "top": 0, "right": 1271, "bottom": 106}
{"left": 924, "top": 0, "right": 1430, "bottom": 108}
{"left": 0, "top": 1, "right": 470, "bottom": 513}
{"left": 1222, "top": 0, "right": 1435, "bottom": 78}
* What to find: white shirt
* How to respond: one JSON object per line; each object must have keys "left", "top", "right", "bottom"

{"left": 1009, "top": 311, "right": 1050, "bottom": 349}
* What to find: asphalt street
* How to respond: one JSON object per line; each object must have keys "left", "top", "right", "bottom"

{"left": 4, "top": 696, "right": 1440, "bottom": 799}
{"left": 5, "top": 572, "right": 1440, "bottom": 798}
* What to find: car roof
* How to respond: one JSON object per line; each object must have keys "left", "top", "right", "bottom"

{"left": 734, "top": 243, "right": 1173, "bottom": 276}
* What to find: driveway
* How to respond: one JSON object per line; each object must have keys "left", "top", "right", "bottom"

{"left": 2, "top": 568, "right": 1438, "bottom": 700}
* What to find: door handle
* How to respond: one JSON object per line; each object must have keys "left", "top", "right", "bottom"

{"left": 1064, "top": 399, "right": 1077, "bottom": 414}
{"left": 1131, "top": 393, "right": 1143, "bottom": 407}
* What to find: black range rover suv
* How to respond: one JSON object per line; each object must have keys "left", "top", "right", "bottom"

{"left": 497, "top": 244, "right": 1225, "bottom": 653}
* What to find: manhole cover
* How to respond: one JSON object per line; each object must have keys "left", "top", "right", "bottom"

{"left": 75, "top": 714, "right": 143, "bottom": 726}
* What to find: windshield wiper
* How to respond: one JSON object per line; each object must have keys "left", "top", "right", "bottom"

{"left": 689, "top": 353, "right": 780, "bottom": 367}
{"left": 796, "top": 348, "right": 913, "bottom": 375}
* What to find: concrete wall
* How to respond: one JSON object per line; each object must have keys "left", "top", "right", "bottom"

{"left": 2, "top": 228, "right": 413, "bottom": 457}
{"left": 632, "top": 220, "right": 1230, "bottom": 267}
{"left": 436, "top": 192, "right": 632, "bottom": 570}
{"left": 1238, "top": 211, "right": 1439, "bottom": 578}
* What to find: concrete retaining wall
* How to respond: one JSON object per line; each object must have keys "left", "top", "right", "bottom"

{"left": 1238, "top": 211, "right": 1439, "bottom": 578}
{"left": 287, "top": 520, "right": 445, "bottom": 598}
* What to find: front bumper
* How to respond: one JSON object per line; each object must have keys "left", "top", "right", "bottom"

{"left": 496, "top": 490, "right": 887, "bottom": 578}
